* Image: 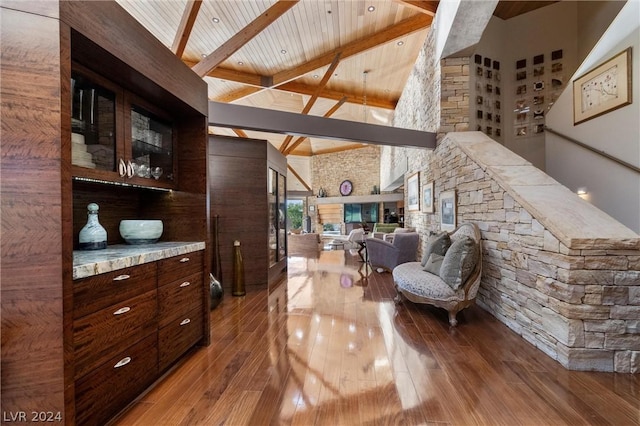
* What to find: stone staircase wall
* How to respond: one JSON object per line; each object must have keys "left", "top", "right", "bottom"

{"left": 424, "top": 131, "right": 640, "bottom": 372}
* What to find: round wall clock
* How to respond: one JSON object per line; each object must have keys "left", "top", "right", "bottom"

{"left": 339, "top": 180, "right": 353, "bottom": 196}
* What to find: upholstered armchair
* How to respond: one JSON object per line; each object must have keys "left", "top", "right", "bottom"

{"left": 382, "top": 227, "right": 415, "bottom": 243}
{"left": 392, "top": 223, "right": 482, "bottom": 326}
{"left": 367, "top": 232, "right": 419, "bottom": 272}
{"left": 330, "top": 227, "right": 366, "bottom": 250}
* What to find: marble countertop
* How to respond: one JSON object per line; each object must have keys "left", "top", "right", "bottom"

{"left": 73, "top": 241, "right": 206, "bottom": 280}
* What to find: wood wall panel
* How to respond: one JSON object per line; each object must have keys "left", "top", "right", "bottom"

{"left": 0, "top": 6, "right": 66, "bottom": 419}
{"left": 72, "top": 182, "right": 141, "bottom": 247}
{"left": 208, "top": 135, "right": 288, "bottom": 292}
{"left": 318, "top": 204, "right": 342, "bottom": 224}
{"left": 2, "top": 2, "right": 211, "bottom": 422}
{"left": 209, "top": 136, "right": 271, "bottom": 293}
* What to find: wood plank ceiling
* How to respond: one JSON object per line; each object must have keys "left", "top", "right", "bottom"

{"left": 115, "top": 0, "right": 556, "bottom": 156}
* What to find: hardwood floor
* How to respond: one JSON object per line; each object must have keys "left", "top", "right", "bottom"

{"left": 113, "top": 249, "right": 640, "bottom": 425}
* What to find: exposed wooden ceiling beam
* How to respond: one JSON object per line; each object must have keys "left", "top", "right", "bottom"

{"left": 171, "top": 0, "right": 202, "bottom": 58}
{"left": 314, "top": 144, "right": 369, "bottom": 156}
{"left": 215, "top": 86, "right": 263, "bottom": 103}
{"left": 192, "top": 0, "right": 299, "bottom": 77}
{"left": 271, "top": 13, "right": 432, "bottom": 86}
{"left": 280, "top": 53, "right": 341, "bottom": 153}
{"left": 275, "top": 81, "right": 396, "bottom": 110}
{"left": 323, "top": 96, "right": 349, "bottom": 117}
{"left": 285, "top": 97, "right": 347, "bottom": 156}
{"left": 394, "top": 0, "right": 438, "bottom": 15}
{"left": 287, "top": 164, "right": 312, "bottom": 191}
{"left": 183, "top": 60, "right": 270, "bottom": 87}
{"left": 301, "top": 53, "right": 341, "bottom": 115}
{"left": 232, "top": 129, "right": 249, "bottom": 138}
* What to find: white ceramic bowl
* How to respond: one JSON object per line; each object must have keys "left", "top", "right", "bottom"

{"left": 119, "top": 220, "right": 163, "bottom": 244}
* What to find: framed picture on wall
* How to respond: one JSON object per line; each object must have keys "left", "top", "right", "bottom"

{"left": 407, "top": 173, "right": 420, "bottom": 211}
{"left": 440, "top": 190, "right": 457, "bottom": 231}
{"left": 573, "top": 48, "right": 632, "bottom": 125}
{"left": 422, "top": 181, "right": 434, "bottom": 213}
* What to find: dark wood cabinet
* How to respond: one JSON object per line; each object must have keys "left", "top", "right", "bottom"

{"left": 72, "top": 248, "right": 204, "bottom": 424}
{"left": 208, "top": 135, "right": 288, "bottom": 293}
{"left": 158, "top": 307, "right": 204, "bottom": 371}
{"left": 1, "top": 2, "right": 210, "bottom": 424}
{"left": 157, "top": 252, "right": 205, "bottom": 370}
{"left": 73, "top": 262, "right": 157, "bottom": 320}
{"left": 73, "top": 289, "right": 158, "bottom": 380}
{"left": 70, "top": 61, "right": 178, "bottom": 190}
{"left": 75, "top": 334, "right": 158, "bottom": 426}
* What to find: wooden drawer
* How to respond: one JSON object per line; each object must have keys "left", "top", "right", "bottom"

{"left": 75, "top": 333, "right": 158, "bottom": 426}
{"left": 158, "top": 250, "right": 203, "bottom": 286}
{"left": 158, "top": 271, "right": 203, "bottom": 328}
{"left": 74, "top": 289, "right": 157, "bottom": 379}
{"left": 158, "top": 307, "right": 203, "bottom": 371}
{"left": 73, "top": 262, "right": 157, "bottom": 319}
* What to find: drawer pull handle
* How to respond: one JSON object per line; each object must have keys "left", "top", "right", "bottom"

{"left": 179, "top": 257, "right": 190, "bottom": 263}
{"left": 180, "top": 318, "right": 191, "bottom": 326}
{"left": 113, "top": 274, "right": 130, "bottom": 281}
{"left": 113, "top": 307, "right": 131, "bottom": 315}
{"left": 179, "top": 281, "right": 191, "bottom": 288}
{"left": 114, "top": 357, "right": 131, "bottom": 369}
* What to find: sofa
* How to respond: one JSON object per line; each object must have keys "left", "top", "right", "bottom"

{"left": 367, "top": 232, "right": 419, "bottom": 272}
{"left": 372, "top": 223, "right": 400, "bottom": 234}
{"left": 392, "top": 223, "right": 482, "bottom": 326}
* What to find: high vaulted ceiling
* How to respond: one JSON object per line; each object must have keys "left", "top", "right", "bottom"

{"left": 116, "top": 0, "right": 556, "bottom": 156}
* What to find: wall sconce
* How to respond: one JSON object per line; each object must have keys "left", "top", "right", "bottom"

{"left": 577, "top": 187, "right": 589, "bottom": 200}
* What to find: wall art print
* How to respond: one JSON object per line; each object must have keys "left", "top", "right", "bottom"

{"left": 573, "top": 47, "right": 632, "bottom": 125}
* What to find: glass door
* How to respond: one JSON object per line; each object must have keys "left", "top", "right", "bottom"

{"left": 268, "top": 168, "right": 278, "bottom": 266}
{"left": 277, "top": 173, "right": 287, "bottom": 260}
{"left": 71, "top": 71, "right": 117, "bottom": 172}
{"left": 130, "top": 106, "right": 174, "bottom": 183}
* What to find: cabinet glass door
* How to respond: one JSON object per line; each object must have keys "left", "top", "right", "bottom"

{"left": 277, "top": 173, "right": 287, "bottom": 260}
{"left": 130, "top": 106, "right": 174, "bottom": 182}
{"left": 71, "top": 73, "right": 116, "bottom": 172}
{"left": 268, "top": 168, "right": 278, "bottom": 266}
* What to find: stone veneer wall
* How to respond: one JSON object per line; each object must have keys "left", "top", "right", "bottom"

{"left": 312, "top": 145, "right": 380, "bottom": 198}
{"left": 425, "top": 132, "right": 640, "bottom": 372}
{"left": 392, "top": 22, "right": 470, "bottom": 140}
{"left": 308, "top": 146, "right": 382, "bottom": 231}
{"left": 387, "top": 7, "right": 639, "bottom": 373}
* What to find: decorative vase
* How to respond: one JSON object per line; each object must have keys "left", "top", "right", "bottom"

{"left": 79, "top": 203, "right": 107, "bottom": 250}
{"left": 209, "top": 273, "right": 223, "bottom": 309}
{"left": 232, "top": 240, "right": 246, "bottom": 296}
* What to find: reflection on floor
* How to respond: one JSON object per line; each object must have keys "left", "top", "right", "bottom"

{"left": 113, "top": 249, "right": 640, "bottom": 426}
